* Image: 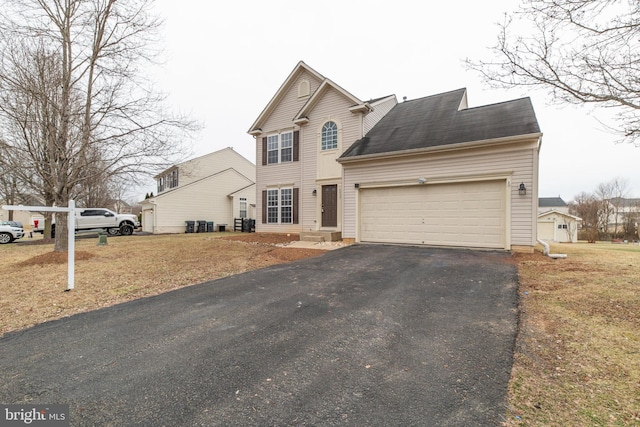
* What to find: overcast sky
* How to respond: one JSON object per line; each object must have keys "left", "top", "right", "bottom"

{"left": 146, "top": 0, "right": 639, "bottom": 201}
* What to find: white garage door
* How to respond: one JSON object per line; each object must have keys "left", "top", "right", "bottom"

{"left": 360, "top": 180, "right": 506, "bottom": 249}
{"left": 537, "top": 221, "right": 555, "bottom": 241}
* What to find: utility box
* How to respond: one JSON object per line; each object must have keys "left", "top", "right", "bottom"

{"left": 217, "top": 224, "right": 226, "bottom": 232}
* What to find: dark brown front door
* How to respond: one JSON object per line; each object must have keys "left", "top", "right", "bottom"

{"left": 321, "top": 185, "right": 337, "bottom": 227}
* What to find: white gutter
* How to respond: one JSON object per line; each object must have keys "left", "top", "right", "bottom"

{"left": 537, "top": 239, "right": 567, "bottom": 259}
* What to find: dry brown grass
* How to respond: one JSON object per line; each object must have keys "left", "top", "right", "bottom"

{"left": 506, "top": 242, "right": 640, "bottom": 426}
{"left": 0, "top": 232, "right": 324, "bottom": 336}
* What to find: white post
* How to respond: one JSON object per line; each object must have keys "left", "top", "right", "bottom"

{"left": 1, "top": 200, "right": 76, "bottom": 291}
{"left": 67, "top": 200, "right": 75, "bottom": 290}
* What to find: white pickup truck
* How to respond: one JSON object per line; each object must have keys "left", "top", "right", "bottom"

{"left": 49, "top": 208, "right": 140, "bottom": 237}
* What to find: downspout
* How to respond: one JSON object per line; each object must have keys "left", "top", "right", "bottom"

{"left": 537, "top": 239, "right": 567, "bottom": 259}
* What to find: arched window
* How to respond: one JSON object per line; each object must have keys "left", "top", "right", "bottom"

{"left": 321, "top": 121, "right": 338, "bottom": 150}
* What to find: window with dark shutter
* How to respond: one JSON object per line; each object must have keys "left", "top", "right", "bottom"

{"left": 293, "top": 187, "right": 299, "bottom": 224}
{"left": 261, "top": 190, "right": 267, "bottom": 223}
{"left": 262, "top": 137, "right": 267, "bottom": 166}
{"left": 293, "top": 131, "right": 299, "bottom": 162}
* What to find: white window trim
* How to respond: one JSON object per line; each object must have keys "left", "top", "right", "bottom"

{"left": 266, "top": 187, "right": 293, "bottom": 224}
{"left": 239, "top": 197, "right": 247, "bottom": 219}
{"left": 266, "top": 131, "right": 294, "bottom": 164}
{"left": 321, "top": 121, "right": 338, "bottom": 151}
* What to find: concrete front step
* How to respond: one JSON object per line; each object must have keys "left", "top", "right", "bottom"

{"left": 300, "top": 231, "right": 342, "bottom": 242}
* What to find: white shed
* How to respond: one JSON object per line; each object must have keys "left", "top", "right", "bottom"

{"left": 537, "top": 210, "right": 581, "bottom": 243}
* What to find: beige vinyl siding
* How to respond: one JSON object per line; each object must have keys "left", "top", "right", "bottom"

{"left": 301, "top": 124, "right": 318, "bottom": 232}
{"left": 255, "top": 70, "right": 323, "bottom": 233}
{"left": 159, "top": 148, "right": 255, "bottom": 193}
{"left": 256, "top": 72, "right": 365, "bottom": 233}
{"left": 152, "top": 169, "right": 253, "bottom": 234}
{"left": 260, "top": 72, "right": 322, "bottom": 134}
{"left": 307, "top": 89, "right": 362, "bottom": 177}
{"left": 342, "top": 139, "right": 539, "bottom": 248}
{"left": 364, "top": 96, "right": 397, "bottom": 134}
{"left": 301, "top": 87, "right": 366, "bottom": 231}
{"left": 256, "top": 160, "right": 303, "bottom": 233}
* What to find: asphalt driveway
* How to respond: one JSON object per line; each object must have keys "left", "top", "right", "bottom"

{"left": 0, "top": 245, "right": 519, "bottom": 426}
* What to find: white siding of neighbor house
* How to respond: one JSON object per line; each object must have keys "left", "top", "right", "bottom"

{"left": 341, "top": 138, "right": 540, "bottom": 248}
{"left": 0, "top": 209, "right": 42, "bottom": 229}
{"left": 230, "top": 185, "right": 257, "bottom": 220}
{"left": 364, "top": 96, "right": 397, "bottom": 134}
{"left": 537, "top": 211, "right": 579, "bottom": 243}
{"left": 159, "top": 147, "right": 255, "bottom": 193}
{"left": 149, "top": 169, "right": 254, "bottom": 234}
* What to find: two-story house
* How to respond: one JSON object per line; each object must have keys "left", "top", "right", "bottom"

{"left": 249, "top": 62, "right": 542, "bottom": 252}
{"left": 141, "top": 147, "right": 255, "bottom": 234}
{"left": 248, "top": 62, "right": 396, "bottom": 240}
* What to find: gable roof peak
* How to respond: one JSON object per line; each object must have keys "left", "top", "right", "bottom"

{"left": 248, "top": 61, "right": 325, "bottom": 134}
{"left": 294, "top": 77, "right": 364, "bottom": 121}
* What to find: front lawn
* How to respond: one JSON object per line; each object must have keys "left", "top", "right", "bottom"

{"left": 508, "top": 242, "right": 640, "bottom": 426}
{"left": 0, "top": 233, "right": 323, "bottom": 336}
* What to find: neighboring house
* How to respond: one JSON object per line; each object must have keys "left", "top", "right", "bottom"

{"left": 141, "top": 147, "right": 256, "bottom": 234}
{"left": 248, "top": 61, "right": 542, "bottom": 252}
{"left": 538, "top": 210, "right": 581, "bottom": 243}
{"left": 605, "top": 197, "right": 640, "bottom": 235}
{"left": 0, "top": 195, "right": 45, "bottom": 229}
{"left": 538, "top": 196, "right": 569, "bottom": 214}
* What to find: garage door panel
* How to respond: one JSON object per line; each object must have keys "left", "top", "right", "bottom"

{"left": 360, "top": 180, "right": 506, "bottom": 249}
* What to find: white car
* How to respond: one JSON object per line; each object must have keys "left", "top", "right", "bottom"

{"left": 0, "top": 221, "right": 25, "bottom": 244}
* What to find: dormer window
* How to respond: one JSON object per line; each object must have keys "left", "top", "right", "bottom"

{"left": 321, "top": 121, "right": 338, "bottom": 150}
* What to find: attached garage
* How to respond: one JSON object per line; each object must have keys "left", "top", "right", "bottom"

{"left": 359, "top": 180, "right": 507, "bottom": 249}
{"left": 338, "top": 88, "right": 543, "bottom": 252}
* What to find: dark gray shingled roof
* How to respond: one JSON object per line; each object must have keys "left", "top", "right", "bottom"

{"left": 539, "top": 197, "right": 567, "bottom": 208}
{"left": 340, "top": 88, "right": 541, "bottom": 159}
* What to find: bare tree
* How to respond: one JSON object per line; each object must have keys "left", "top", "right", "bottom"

{"left": 621, "top": 198, "right": 640, "bottom": 241}
{"left": 609, "top": 177, "right": 630, "bottom": 235}
{"left": 561, "top": 216, "right": 577, "bottom": 243}
{"left": 467, "top": 0, "right": 640, "bottom": 145}
{"left": 594, "top": 180, "right": 615, "bottom": 236}
{"left": 569, "top": 192, "right": 601, "bottom": 243}
{"left": 0, "top": 0, "right": 197, "bottom": 251}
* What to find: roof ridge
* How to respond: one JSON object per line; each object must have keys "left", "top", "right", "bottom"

{"left": 461, "top": 96, "right": 532, "bottom": 112}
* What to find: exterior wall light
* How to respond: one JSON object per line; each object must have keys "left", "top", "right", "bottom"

{"left": 518, "top": 182, "right": 527, "bottom": 196}
{"left": 312, "top": 189, "right": 317, "bottom": 196}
